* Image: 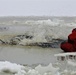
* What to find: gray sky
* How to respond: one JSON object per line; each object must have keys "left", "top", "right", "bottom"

{"left": 0, "top": 0, "right": 76, "bottom": 16}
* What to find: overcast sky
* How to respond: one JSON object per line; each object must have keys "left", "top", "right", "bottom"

{"left": 0, "top": 0, "right": 76, "bottom": 16}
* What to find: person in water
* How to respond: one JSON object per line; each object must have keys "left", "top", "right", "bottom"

{"left": 60, "top": 28, "right": 76, "bottom": 52}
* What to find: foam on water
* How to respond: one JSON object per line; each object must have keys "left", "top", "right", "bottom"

{"left": 0, "top": 17, "right": 76, "bottom": 46}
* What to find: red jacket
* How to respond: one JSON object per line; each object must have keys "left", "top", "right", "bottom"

{"left": 60, "top": 28, "right": 76, "bottom": 52}
{"left": 68, "top": 28, "right": 76, "bottom": 49}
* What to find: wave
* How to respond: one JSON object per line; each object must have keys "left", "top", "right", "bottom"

{"left": 0, "top": 17, "right": 76, "bottom": 47}
{"left": 0, "top": 33, "right": 66, "bottom": 48}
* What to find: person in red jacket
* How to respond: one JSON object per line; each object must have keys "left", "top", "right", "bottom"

{"left": 60, "top": 28, "right": 76, "bottom": 52}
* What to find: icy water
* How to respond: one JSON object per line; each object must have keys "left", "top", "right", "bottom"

{"left": 0, "top": 16, "right": 76, "bottom": 75}
{"left": 0, "top": 45, "right": 63, "bottom": 75}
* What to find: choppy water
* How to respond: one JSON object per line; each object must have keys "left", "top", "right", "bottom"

{"left": 0, "top": 16, "right": 76, "bottom": 75}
